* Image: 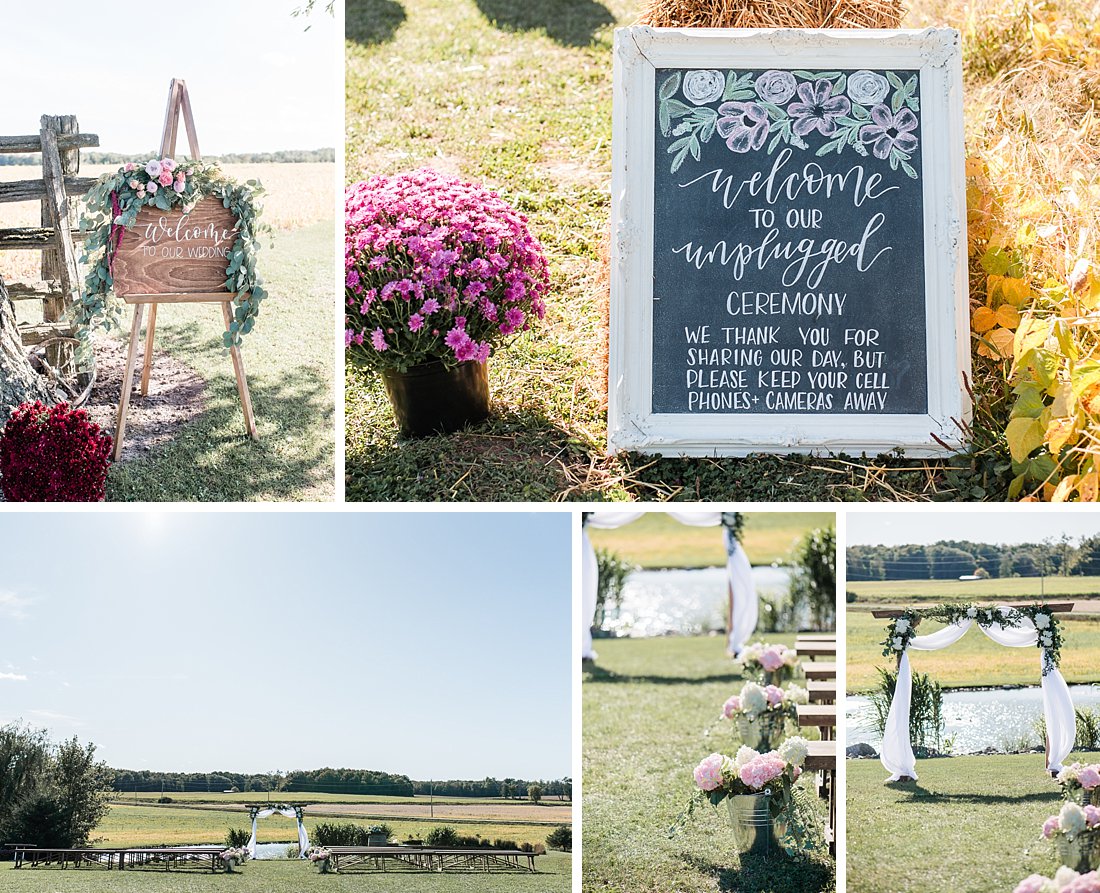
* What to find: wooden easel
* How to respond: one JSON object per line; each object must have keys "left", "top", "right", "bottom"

{"left": 113, "top": 78, "right": 258, "bottom": 462}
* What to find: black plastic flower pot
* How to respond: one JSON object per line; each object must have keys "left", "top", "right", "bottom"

{"left": 381, "top": 360, "right": 490, "bottom": 437}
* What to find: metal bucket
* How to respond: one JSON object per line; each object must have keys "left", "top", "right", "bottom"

{"left": 735, "top": 712, "right": 786, "bottom": 751}
{"left": 1087, "top": 787, "right": 1100, "bottom": 808}
{"left": 1056, "top": 832, "right": 1100, "bottom": 873}
{"left": 762, "top": 667, "right": 794, "bottom": 687}
{"left": 726, "top": 794, "right": 787, "bottom": 859}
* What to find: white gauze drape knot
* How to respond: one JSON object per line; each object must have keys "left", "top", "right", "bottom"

{"left": 581, "top": 512, "right": 757, "bottom": 659}
{"left": 246, "top": 807, "right": 310, "bottom": 858}
{"left": 880, "top": 609, "right": 1074, "bottom": 782}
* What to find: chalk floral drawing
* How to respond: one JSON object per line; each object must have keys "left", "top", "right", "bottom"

{"left": 658, "top": 68, "right": 921, "bottom": 178}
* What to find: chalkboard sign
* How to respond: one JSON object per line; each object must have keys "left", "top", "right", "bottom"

{"left": 609, "top": 28, "right": 970, "bottom": 457}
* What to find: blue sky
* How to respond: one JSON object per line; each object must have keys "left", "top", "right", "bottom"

{"left": 0, "top": 2, "right": 338, "bottom": 154}
{"left": 848, "top": 511, "right": 1100, "bottom": 546}
{"left": 0, "top": 512, "right": 572, "bottom": 780}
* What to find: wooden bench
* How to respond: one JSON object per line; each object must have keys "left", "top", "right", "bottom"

{"left": 14, "top": 847, "right": 119, "bottom": 870}
{"left": 326, "top": 846, "right": 536, "bottom": 873}
{"left": 14, "top": 846, "right": 226, "bottom": 872}
{"left": 796, "top": 703, "right": 836, "bottom": 741}
{"left": 803, "top": 661, "right": 836, "bottom": 680}
{"left": 804, "top": 740, "right": 837, "bottom": 856}
{"left": 807, "top": 680, "right": 836, "bottom": 703}
{"left": 795, "top": 641, "right": 836, "bottom": 659}
{"left": 795, "top": 633, "right": 836, "bottom": 642}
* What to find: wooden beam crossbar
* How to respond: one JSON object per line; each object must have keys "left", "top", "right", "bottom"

{"left": 871, "top": 601, "right": 1077, "bottom": 619}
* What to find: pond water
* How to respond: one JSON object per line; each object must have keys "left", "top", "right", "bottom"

{"left": 252, "top": 842, "right": 295, "bottom": 860}
{"left": 601, "top": 565, "right": 793, "bottom": 638}
{"left": 846, "top": 684, "right": 1100, "bottom": 753}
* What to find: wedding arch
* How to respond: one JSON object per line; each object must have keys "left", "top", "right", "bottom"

{"left": 246, "top": 804, "right": 309, "bottom": 859}
{"left": 582, "top": 511, "right": 756, "bottom": 659}
{"left": 877, "top": 602, "right": 1076, "bottom": 782}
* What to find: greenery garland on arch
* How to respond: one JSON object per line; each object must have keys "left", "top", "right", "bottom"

{"left": 77, "top": 158, "right": 270, "bottom": 348}
{"left": 880, "top": 602, "right": 1063, "bottom": 675}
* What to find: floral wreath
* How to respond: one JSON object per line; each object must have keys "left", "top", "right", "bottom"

{"left": 77, "top": 158, "right": 270, "bottom": 348}
{"left": 880, "top": 603, "right": 1063, "bottom": 674}
{"left": 660, "top": 68, "right": 920, "bottom": 178}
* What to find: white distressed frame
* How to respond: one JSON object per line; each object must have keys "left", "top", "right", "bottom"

{"left": 608, "top": 27, "right": 970, "bottom": 457}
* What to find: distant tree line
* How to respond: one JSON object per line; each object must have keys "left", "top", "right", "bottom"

{"left": 0, "top": 148, "right": 335, "bottom": 166}
{"left": 109, "top": 769, "right": 571, "bottom": 800}
{"left": 848, "top": 535, "right": 1100, "bottom": 581}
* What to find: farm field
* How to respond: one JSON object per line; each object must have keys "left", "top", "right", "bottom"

{"left": 92, "top": 804, "right": 562, "bottom": 850}
{"left": 847, "top": 575, "right": 1100, "bottom": 604}
{"left": 846, "top": 609, "right": 1100, "bottom": 690}
{"left": 583, "top": 635, "right": 833, "bottom": 893}
{"left": 847, "top": 754, "right": 1074, "bottom": 893}
{"left": 0, "top": 851, "right": 573, "bottom": 892}
{"left": 118, "top": 790, "right": 567, "bottom": 807}
{"left": 586, "top": 511, "right": 834, "bottom": 567}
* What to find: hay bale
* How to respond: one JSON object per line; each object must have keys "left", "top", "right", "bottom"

{"left": 639, "top": 0, "right": 904, "bottom": 29}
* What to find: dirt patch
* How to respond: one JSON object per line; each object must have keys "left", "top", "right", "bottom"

{"left": 81, "top": 336, "right": 206, "bottom": 462}
{"left": 536, "top": 140, "right": 609, "bottom": 191}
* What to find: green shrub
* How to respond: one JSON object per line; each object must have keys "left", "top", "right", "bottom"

{"left": 313, "top": 822, "right": 372, "bottom": 847}
{"left": 546, "top": 824, "right": 572, "bottom": 851}
{"left": 593, "top": 547, "right": 634, "bottom": 632}
{"left": 425, "top": 827, "right": 459, "bottom": 847}
{"left": 225, "top": 828, "right": 251, "bottom": 848}
{"left": 868, "top": 666, "right": 944, "bottom": 753}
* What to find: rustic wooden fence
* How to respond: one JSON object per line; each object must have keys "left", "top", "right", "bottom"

{"left": 0, "top": 115, "right": 98, "bottom": 379}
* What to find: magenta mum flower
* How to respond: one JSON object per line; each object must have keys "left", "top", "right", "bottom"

{"left": 716, "top": 101, "right": 769, "bottom": 153}
{"left": 859, "top": 105, "right": 919, "bottom": 159}
{"left": 788, "top": 79, "right": 852, "bottom": 137}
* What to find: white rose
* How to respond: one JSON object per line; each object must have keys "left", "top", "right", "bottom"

{"left": 740, "top": 682, "right": 768, "bottom": 716}
{"left": 895, "top": 618, "right": 910, "bottom": 634}
{"left": 682, "top": 70, "right": 724, "bottom": 105}
{"left": 778, "top": 736, "right": 810, "bottom": 768}
{"left": 893, "top": 636, "right": 904, "bottom": 650}
{"left": 1035, "top": 613, "right": 1051, "bottom": 629}
{"left": 846, "top": 70, "right": 890, "bottom": 106}
{"left": 753, "top": 70, "right": 797, "bottom": 106}
{"left": 1042, "top": 633, "right": 1054, "bottom": 647}
{"left": 966, "top": 606, "right": 977, "bottom": 618}
{"left": 1060, "top": 802, "right": 1087, "bottom": 835}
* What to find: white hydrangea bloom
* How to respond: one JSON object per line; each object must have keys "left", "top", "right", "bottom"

{"left": 893, "top": 636, "right": 904, "bottom": 650}
{"left": 1058, "top": 763, "right": 1082, "bottom": 785}
{"left": 778, "top": 736, "right": 810, "bottom": 768}
{"left": 1055, "top": 866, "right": 1082, "bottom": 888}
{"left": 733, "top": 745, "right": 760, "bottom": 772}
{"left": 1060, "top": 802, "right": 1087, "bottom": 835}
{"left": 740, "top": 682, "right": 768, "bottom": 716}
{"left": 783, "top": 649, "right": 800, "bottom": 667}
{"left": 784, "top": 684, "right": 809, "bottom": 706}
{"left": 895, "top": 618, "right": 910, "bottom": 634}
{"left": 966, "top": 606, "right": 977, "bottom": 618}
{"left": 1035, "top": 613, "right": 1051, "bottom": 629}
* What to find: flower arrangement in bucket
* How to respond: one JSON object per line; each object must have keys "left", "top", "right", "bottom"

{"left": 1042, "top": 803, "right": 1100, "bottom": 874}
{"left": 77, "top": 158, "right": 268, "bottom": 348}
{"left": 366, "top": 825, "right": 390, "bottom": 846}
{"left": 672, "top": 736, "right": 821, "bottom": 858}
{"left": 721, "top": 682, "right": 808, "bottom": 751}
{"left": 1013, "top": 867, "right": 1100, "bottom": 893}
{"left": 218, "top": 847, "right": 248, "bottom": 872}
{"left": 344, "top": 168, "right": 550, "bottom": 437}
{"left": 1059, "top": 765, "right": 1100, "bottom": 807}
{"left": 306, "top": 846, "right": 332, "bottom": 873}
{"left": 738, "top": 642, "right": 800, "bottom": 685}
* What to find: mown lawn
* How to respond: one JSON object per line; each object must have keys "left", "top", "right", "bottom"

{"left": 587, "top": 511, "right": 835, "bottom": 567}
{"left": 583, "top": 635, "right": 834, "bottom": 893}
{"left": 0, "top": 851, "right": 572, "bottom": 892}
{"left": 846, "top": 609, "right": 1100, "bottom": 691}
{"left": 104, "top": 219, "right": 335, "bottom": 501}
{"left": 343, "top": 0, "right": 972, "bottom": 502}
{"left": 847, "top": 754, "right": 1077, "bottom": 893}
{"left": 93, "top": 805, "right": 560, "bottom": 850}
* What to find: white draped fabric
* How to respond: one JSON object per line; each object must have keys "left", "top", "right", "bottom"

{"left": 581, "top": 512, "right": 757, "bottom": 659}
{"left": 246, "top": 807, "right": 310, "bottom": 858}
{"left": 881, "top": 610, "right": 1075, "bottom": 781}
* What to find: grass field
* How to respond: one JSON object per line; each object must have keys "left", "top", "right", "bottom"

{"left": 0, "top": 851, "right": 572, "bottom": 892}
{"left": 586, "top": 511, "right": 835, "bottom": 567}
{"left": 117, "top": 790, "right": 568, "bottom": 807}
{"left": 1, "top": 162, "right": 335, "bottom": 501}
{"left": 847, "top": 754, "right": 1080, "bottom": 893}
{"left": 846, "top": 609, "right": 1100, "bottom": 690}
{"left": 847, "top": 576, "right": 1100, "bottom": 604}
{"left": 583, "top": 635, "right": 833, "bottom": 893}
{"left": 91, "top": 804, "right": 561, "bottom": 850}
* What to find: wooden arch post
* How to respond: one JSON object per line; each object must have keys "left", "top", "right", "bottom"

{"left": 112, "top": 78, "right": 258, "bottom": 462}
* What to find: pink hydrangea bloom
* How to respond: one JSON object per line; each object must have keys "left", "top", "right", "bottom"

{"left": 693, "top": 753, "right": 725, "bottom": 792}
{"left": 1042, "top": 815, "right": 1059, "bottom": 839}
{"left": 1014, "top": 876, "right": 1052, "bottom": 893}
{"left": 739, "top": 752, "right": 786, "bottom": 790}
{"left": 723, "top": 696, "right": 742, "bottom": 718}
{"left": 764, "top": 685, "right": 784, "bottom": 707}
{"left": 1065, "top": 872, "right": 1100, "bottom": 893}
{"left": 759, "top": 647, "right": 785, "bottom": 672}
{"left": 1080, "top": 767, "right": 1100, "bottom": 789}
{"left": 1086, "top": 805, "right": 1100, "bottom": 828}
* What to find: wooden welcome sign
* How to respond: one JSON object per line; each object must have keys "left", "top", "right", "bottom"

{"left": 608, "top": 28, "right": 970, "bottom": 457}
{"left": 112, "top": 79, "right": 257, "bottom": 461}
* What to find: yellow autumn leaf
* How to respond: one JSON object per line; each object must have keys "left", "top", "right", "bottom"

{"left": 1014, "top": 316, "right": 1048, "bottom": 361}
{"left": 978, "top": 326, "right": 1015, "bottom": 359}
{"left": 1051, "top": 381, "right": 1075, "bottom": 416}
{"left": 996, "top": 304, "right": 1021, "bottom": 329}
{"left": 1006, "top": 416, "right": 1045, "bottom": 462}
{"left": 1080, "top": 472, "right": 1099, "bottom": 502}
{"left": 1045, "top": 416, "right": 1077, "bottom": 454}
{"left": 987, "top": 274, "right": 1003, "bottom": 303}
{"left": 1051, "top": 476, "right": 1077, "bottom": 502}
{"left": 972, "top": 306, "right": 998, "bottom": 333}
{"left": 1000, "top": 277, "right": 1031, "bottom": 307}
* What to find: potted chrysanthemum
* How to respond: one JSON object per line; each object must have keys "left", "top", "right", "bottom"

{"left": 344, "top": 169, "right": 549, "bottom": 437}
{"left": 722, "top": 682, "right": 808, "bottom": 751}
{"left": 739, "top": 642, "right": 801, "bottom": 685}
{"left": 680, "top": 736, "right": 819, "bottom": 860}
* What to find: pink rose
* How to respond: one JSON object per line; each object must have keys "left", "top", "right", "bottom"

{"left": 146, "top": 181, "right": 158, "bottom": 194}
{"left": 158, "top": 170, "right": 173, "bottom": 187}
{"left": 129, "top": 179, "right": 140, "bottom": 190}
{"left": 760, "top": 648, "right": 784, "bottom": 672}
{"left": 145, "top": 159, "right": 162, "bottom": 178}
{"left": 722, "top": 696, "right": 741, "bottom": 719}
{"left": 161, "top": 158, "right": 177, "bottom": 171}
{"left": 693, "top": 753, "right": 725, "bottom": 792}
{"left": 124, "top": 163, "right": 136, "bottom": 172}
{"left": 175, "top": 172, "right": 186, "bottom": 183}
{"left": 764, "top": 685, "right": 784, "bottom": 707}
{"left": 1042, "top": 815, "right": 1059, "bottom": 839}
{"left": 1080, "top": 767, "right": 1100, "bottom": 789}
{"left": 1014, "top": 876, "right": 1051, "bottom": 893}
{"left": 173, "top": 180, "right": 185, "bottom": 194}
